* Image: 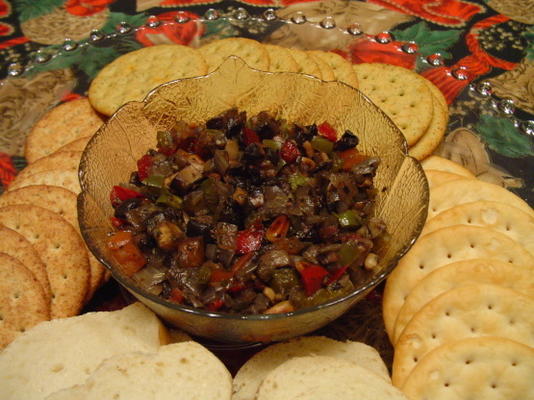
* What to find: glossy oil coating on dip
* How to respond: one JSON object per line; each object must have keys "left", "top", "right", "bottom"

{"left": 107, "top": 109, "right": 387, "bottom": 314}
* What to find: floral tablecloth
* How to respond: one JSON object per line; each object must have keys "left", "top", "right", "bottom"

{"left": 0, "top": 0, "right": 532, "bottom": 365}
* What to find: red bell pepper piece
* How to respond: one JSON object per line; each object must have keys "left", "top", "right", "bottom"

{"left": 207, "top": 298, "right": 224, "bottom": 311}
{"left": 296, "top": 261, "right": 329, "bottom": 296}
{"left": 326, "top": 264, "right": 350, "bottom": 285}
{"left": 109, "top": 185, "right": 144, "bottom": 207}
{"left": 136, "top": 154, "right": 153, "bottom": 180}
{"left": 110, "top": 216, "right": 126, "bottom": 228}
{"left": 107, "top": 231, "right": 146, "bottom": 277}
{"left": 235, "top": 224, "right": 264, "bottom": 254}
{"left": 280, "top": 140, "right": 300, "bottom": 163}
{"left": 265, "top": 215, "right": 290, "bottom": 242}
{"left": 338, "top": 148, "right": 368, "bottom": 171}
{"left": 243, "top": 127, "right": 260, "bottom": 145}
{"left": 169, "top": 288, "right": 184, "bottom": 304}
{"left": 318, "top": 122, "right": 337, "bottom": 142}
{"left": 231, "top": 252, "right": 256, "bottom": 274}
{"left": 210, "top": 268, "right": 234, "bottom": 283}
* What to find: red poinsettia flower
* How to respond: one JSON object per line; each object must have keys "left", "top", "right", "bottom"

{"left": 160, "top": 0, "right": 222, "bottom": 4}
{"left": 65, "top": 0, "right": 115, "bottom": 17}
{"left": 135, "top": 11, "right": 204, "bottom": 47}
{"left": 0, "top": 0, "right": 11, "bottom": 17}
{"left": 348, "top": 38, "right": 416, "bottom": 70}
{"left": 0, "top": 153, "right": 17, "bottom": 187}
{"left": 0, "top": 22, "right": 13, "bottom": 37}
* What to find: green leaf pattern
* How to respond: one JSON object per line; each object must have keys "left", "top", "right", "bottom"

{"left": 392, "top": 22, "right": 462, "bottom": 59}
{"left": 475, "top": 114, "right": 534, "bottom": 158}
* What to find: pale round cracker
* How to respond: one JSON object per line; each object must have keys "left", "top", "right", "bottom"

{"left": 263, "top": 44, "right": 299, "bottom": 73}
{"left": 14, "top": 151, "right": 82, "bottom": 183}
{"left": 393, "top": 284, "right": 534, "bottom": 387}
{"left": 54, "top": 135, "right": 92, "bottom": 153}
{"left": 0, "top": 205, "right": 90, "bottom": 318}
{"left": 0, "top": 225, "right": 51, "bottom": 302}
{"left": 7, "top": 169, "right": 81, "bottom": 193}
{"left": 234, "top": 336, "right": 390, "bottom": 400}
{"left": 424, "top": 169, "right": 468, "bottom": 189}
{"left": 428, "top": 179, "right": 534, "bottom": 219}
{"left": 421, "top": 155, "right": 475, "bottom": 178}
{"left": 257, "top": 356, "right": 406, "bottom": 400}
{"left": 307, "top": 50, "right": 335, "bottom": 80}
{"left": 402, "top": 337, "right": 534, "bottom": 400}
{"left": 0, "top": 185, "right": 106, "bottom": 300}
{"left": 199, "top": 38, "right": 269, "bottom": 72}
{"left": 89, "top": 44, "right": 208, "bottom": 116}
{"left": 24, "top": 98, "right": 103, "bottom": 163}
{"left": 0, "top": 252, "right": 50, "bottom": 349}
{"left": 312, "top": 51, "right": 359, "bottom": 88}
{"left": 423, "top": 201, "right": 534, "bottom": 255}
{"left": 382, "top": 226, "right": 534, "bottom": 340}
{"left": 393, "top": 259, "right": 534, "bottom": 343}
{"left": 288, "top": 48, "right": 322, "bottom": 78}
{"left": 352, "top": 63, "right": 433, "bottom": 146}
{"left": 408, "top": 81, "right": 449, "bottom": 160}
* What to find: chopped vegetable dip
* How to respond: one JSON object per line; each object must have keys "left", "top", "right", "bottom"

{"left": 107, "top": 109, "right": 387, "bottom": 314}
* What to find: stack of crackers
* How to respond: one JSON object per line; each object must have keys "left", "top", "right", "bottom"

{"left": 382, "top": 155, "right": 534, "bottom": 399}
{"left": 0, "top": 98, "right": 106, "bottom": 349}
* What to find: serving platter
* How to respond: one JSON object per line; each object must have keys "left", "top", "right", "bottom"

{"left": 0, "top": 5, "right": 532, "bottom": 375}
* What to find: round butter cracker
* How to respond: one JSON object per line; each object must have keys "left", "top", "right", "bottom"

{"left": 424, "top": 169, "right": 468, "bottom": 189}
{"left": 263, "top": 44, "right": 299, "bottom": 73}
{"left": 24, "top": 98, "right": 103, "bottom": 163}
{"left": 382, "top": 225, "right": 534, "bottom": 340}
{"left": 393, "top": 259, "right": 534, "bottom": 343}
{"left": 14, "top": 151, "right": 82, "bottom": 183}
{"left": 421, "top": 155, "right": 475, "bottom": 178}
{"left": 0, "top": 205, "right": 90, "bottom": 318}
{"left": 89, "top": 44, "right": 208, "bottom": 116}
{"left": 0, "top": 252, "right": 50, "bottom": 349}
{"left": 401, "top": 337, "right": 534, "bottom": 400}
{"left": 392, "top": 283, "right": 534, "bottom": 387}
{"left": 312, "top": 51, "right": 359, "bottom": 88}
{"left": 7, "top": 169, "right": 81, "bottom": 193}
{"left": 199, "top": 37, "right": 269, "bottom": 72}
{"left": 352, "top": 63, "right": 433, "bottom": 146}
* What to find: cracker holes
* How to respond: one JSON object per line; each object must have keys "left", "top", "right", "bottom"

{"left": 410, "top": 103, "right": 416, "bottom": 108}
{"left": 466, "top": 217, "right": 472, "bottom": 224}
{"left": 390, "top": 78, "right": 397, "bottom": 83}
{"left": 51, "top": 364, "right": 64, "bottom": 373}
{"left": 53, "top": 243, "right": 61, "bottom": 249}
{"left": 511, "top": 361, "right": 518, "bottom": 367}
{"left": 431, "top": 333, "right": 437, "bottom": 339}
{"left": 444, "top": 382, "right": 450, "bottom": 387}
{"left": 413, "top": 356, "right": 418, "bottom": 362}
{"left": 469, "top": 243, "right": 475, "bottom": 249}
{"left": 509, "top": 319, "right": 515, "bottom": 325}
{"left": 470, "top": 327, "right": 476, "bottom": 333}
{"left": 180, "top": 357, "right": 188, "bottom": 364}
{"left": 491, "top": 383, "right": 498, "bottom": 389}
{"left": 62, "top": 274, "right": 68, "bottom": 280}
{"left": 33, "top": 233, "right": 40, "bottom": 240}
{"left": 505, "top": 224, "right": 511, "bottom": 231}
{"left": 419, "top": 264, "right": 425, "bottom": 270}
{"left": 19, "top": 327, "right": 25, "bottom": 332}
{"left": 447, "top": 253, "right": 452, "bottom": 259}
{"left": 445, "top": 310, "right": 451, "bottom": 317}
{"left": 362, "top": 74, "right": 369, "bottom": 80}
{"left": 465, "top": 359, "right": 472, "bottom": 365}
{"left": 13, "top": 292, "right": 20, "bottom": 299}
{"left": 487, "top": 304, "right": 494, "bottom": 310}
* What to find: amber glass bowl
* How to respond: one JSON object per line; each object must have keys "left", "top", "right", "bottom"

{"left": 78, "top": 57, "right": 428, "bottom": 343}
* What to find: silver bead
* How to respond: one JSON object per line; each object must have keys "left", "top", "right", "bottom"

{"left": 475, "top": 81, "right": 492, "bottom": 96}
{"left": 498, "top": 98, "right": 515, "bottom": 115}
{"left": 291, "top": 12, "right": 306, "bottom": 24}
{"left": 146, "top": 16, "right": 160, "bottom": 28}
{"left": 175, "top": 12, "right": 191, "bottom": 24}
{"left": 262, "top": 9, "right": 277, "bottom": 21}
{"left": 204, "top": 9, "right": 220, "bottom": 20}
{"left": 7, "top": 62, "right": 24, "bottom": 76}
{"left": 520, "top": 120, "right": 534, "bottom": 136}
{"left": 34, "top": 51, "right": 51, "bottom": 63}
{"left": 319, "top": 16, "right": 336, "bottom": 29}
{"left": 62, "top": 39, "right": 78, "bottom": 52}
{"left": 401, "top": 42, "right": 417, "bottom": 54}
{"left": 117, "top": 22, "right": 132, "bottom": 34}
{"left": 234, "top": 7, "right": 249, "bottom": 20}
{"left": 426, "top": 54, "right": 444, "bottom": 66}
{"left": 451, "top": 67, "right": 468, "bottom": 80}
{"left": 347, "top": 23, "right": 362, "bottom": 36}
{"left": 89, "top": 30, "right": 105, "bottom": 42}
{"left": 375, "top": 32, "right": 392, "bottom": 44}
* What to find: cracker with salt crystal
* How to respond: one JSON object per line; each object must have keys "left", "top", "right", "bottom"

{"left": 263, "top": 44, "right": 299, "bottom": 73}
{"left": 429, "top": 179, "right": 534, "bottom": 219}
{"left": 90, "top": 44, "right": 208, "bottom": 116}
{"left": 0, "top": 185, "right": 106, "bottom": 300}
{"left": 401, "top": 337, "right": 534, "bottom": 400}
{"left": 14, "top": 151, "right": 82, "bottom": 182}
{"left": 0, "top": 205, "right": 90, "bottom": 318}
{"left": 199, "top": 38, "right": 269, "bottom": 73}
{"left": 7, "top": 169, "right": 81, "bottom": 193}
{"left": 312, "top": 51, "right": 359, "bottom": 88}
{"left": 0, "top": 225, "right": 51, "bottom": 302}
{"left": 382, "top": 225, "right": 533, "bottom": 340}
{"left": 353, "top": 63, "right": 433, "bottom": 146}
{"left": 421, "top": 155, "right": 475, "bottom": 178}
{"left": 392, "top": 283, "right": 534, "bottom": 387}
{"left": 424, "top": 170, "right": 468, "bottom": 189}
{"left": 24, "top": 98, "right": 103, "bottom": 163}
{"left": 0, "top": 252, "right": 50, "bottom": 349}
{"left": 393, "top": 259, "right": 534, "bottom": 343}
{"left": 423, "top": 201, "right": 534, "bottom": 255}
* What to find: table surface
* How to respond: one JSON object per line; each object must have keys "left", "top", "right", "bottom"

{"left": 0, "top": 0, "right": 532, "bottom": 371}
